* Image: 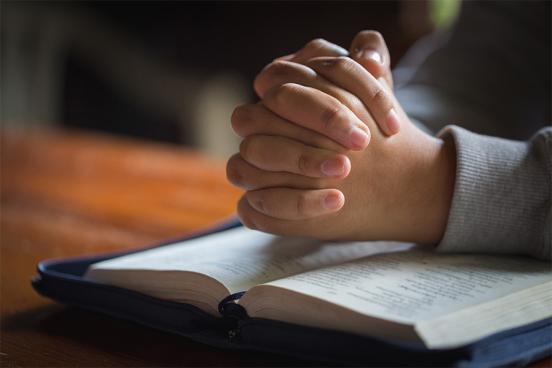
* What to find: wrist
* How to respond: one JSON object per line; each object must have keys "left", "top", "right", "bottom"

{"left": 416, "top": 135, "right": 457, "bottom": 245}
{"left": 376, "top": 127, "right": 456, "bottom": 245}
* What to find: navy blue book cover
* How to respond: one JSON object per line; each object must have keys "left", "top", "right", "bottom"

{"left": 32, "top": 219, "right": 552, "bottom": 367}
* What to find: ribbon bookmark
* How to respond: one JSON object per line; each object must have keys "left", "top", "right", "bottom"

{"left": 218, "top": 291, "right": 247, "bottom": 318}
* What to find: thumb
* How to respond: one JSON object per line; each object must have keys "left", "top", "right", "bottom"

{"left": 349, "top": 31, "right": 393, "bottom": 89}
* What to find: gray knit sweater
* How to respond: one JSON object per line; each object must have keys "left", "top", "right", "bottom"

{"left": 395, "top": 1, "right": 551, "bottom": 260}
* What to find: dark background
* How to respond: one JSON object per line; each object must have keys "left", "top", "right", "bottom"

{"left": 3, "top": 1, "right": 437, "bottom": 147}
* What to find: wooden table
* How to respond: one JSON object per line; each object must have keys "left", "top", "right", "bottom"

{"left": 0, "top": 129, "right": 316, "bottom": 366}
{"left": 1, "top": 129, "right": 550, "bottom": 367}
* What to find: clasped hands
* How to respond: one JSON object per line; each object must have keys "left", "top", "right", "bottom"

{"left": 227, "top": 31, "right": 457, "bottom": 245}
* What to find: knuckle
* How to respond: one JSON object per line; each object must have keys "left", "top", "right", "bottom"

{"left": 271, "top": 82, "right": 299, "bottom": 108}
{"left": 254, "top": 61, "right": 291, "bottom": 95}
{"left": 334, "top": 56, "right": 356, "bottom": 73}
{"left": 305, "top": 38, "right": 327, "bottom": 51}
{"left": 264, "top": 60, "right": 292, "bottom": 78}
{"left": 279, "top": 82, "right": 300, "bottom": 94}
{"left": 231, "top": 105, "right": 252, "bottom": 135}
{"left": 296, "top": 152, "right": 311, "bottom": 175}
{"left": 321, "top": 103, "right": 347, "bottom": 130}
{"left": 370, "top": 86, "right": 393, "bottom": 110}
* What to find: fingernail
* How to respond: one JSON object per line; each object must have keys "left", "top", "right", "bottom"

{"left": 386, "top": 108, "right": 400, "bottom": 135}
{"left": 349, "top": 127, "right": 370, "bottom": 149}
{"left": 323, "top": 192, "right": 344, "bottom": 210}
{"left": 321, "top": 158, "right": 346, "bottom": 177}
{"left": 357, "top": 49, "right": 382, "bottom": 64}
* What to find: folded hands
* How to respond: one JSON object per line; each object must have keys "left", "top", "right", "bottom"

{"left": 227, "top": 31, "right": 456, "bottom": 245}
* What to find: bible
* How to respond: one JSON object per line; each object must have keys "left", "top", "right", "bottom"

{"left": 83, "top": 225, "right": 552, "bottom": 350}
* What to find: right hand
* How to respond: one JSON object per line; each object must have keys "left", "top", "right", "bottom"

{"left": 265, "top": 30, "right": 398, "bottom": 136}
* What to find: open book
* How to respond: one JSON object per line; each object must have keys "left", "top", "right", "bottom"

{"left": 84, "top": 227, "right": 552, "bottom": 349}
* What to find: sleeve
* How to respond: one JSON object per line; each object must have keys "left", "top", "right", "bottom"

{"left": 393, "top": 1, "right": 551, "bottom": 259}
{"left": 435, "top": 126, "right": 551, "bottom": 260}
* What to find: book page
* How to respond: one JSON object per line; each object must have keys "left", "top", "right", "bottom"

{"left": 87, "top": 226, "right": 414, "bottom": 294}
{"left": 265, "top": 250, "right": 552, "bottom": 325}
{"left": 415, "top": 282, "right": 552, "bottom": 348}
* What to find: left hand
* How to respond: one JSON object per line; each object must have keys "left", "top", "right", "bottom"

{"left": 228, "top": 57, "right": 457, "bottom": 244}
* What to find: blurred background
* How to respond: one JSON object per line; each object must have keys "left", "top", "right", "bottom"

{"left": 1, "top": 0, "right": 459, "bottom": 158}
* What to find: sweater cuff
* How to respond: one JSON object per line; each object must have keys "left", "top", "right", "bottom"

{"left": 436, "top": 126, "right": 548, "bottom": 258}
